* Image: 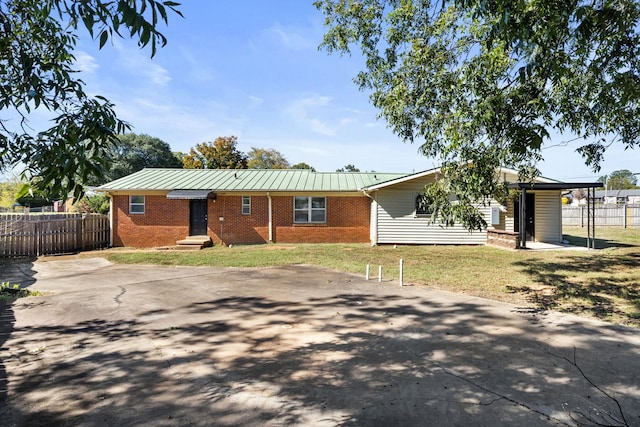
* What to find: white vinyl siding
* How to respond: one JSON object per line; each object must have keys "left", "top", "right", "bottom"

{"left": 373, "top": 189, "right": 489, "bottom": 245}
{"left": 367, "top": 169, "right": 564, "bottom": 245}
{"left": 532, "top": 190, "right": 562, "bottom": 243}
{"left": 505, "top": 201, "right": 516, "bottom": 232}
{"left": 370, "top": 197, "right": 379, "bottom": 243}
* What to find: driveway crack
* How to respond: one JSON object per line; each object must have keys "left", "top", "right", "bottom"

{"left": 114, "top": 286, "right": 126, "bottom": 308}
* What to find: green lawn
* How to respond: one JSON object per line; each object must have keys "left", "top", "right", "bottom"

{"left": 95, "top": 226, "right": 640, "bottom": 328}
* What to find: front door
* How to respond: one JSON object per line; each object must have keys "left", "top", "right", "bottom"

{"left": 514, "top": 193, "right": 535, "bottom": 241}
{"left": 189, "top": 199, "right": 208, "bottom": 235}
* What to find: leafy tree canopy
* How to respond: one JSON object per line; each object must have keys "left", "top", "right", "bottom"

{"left": 88, "top": 133, "right": 182, "bottom": 185}
{"left": 0, "top": 0, "right": 182, "bottom": 200}
{"left": 292, "top": 162, "right": 316, "bottom": 172}
{"left": 598, "top": 169, "right": 639, "bottom": 190}
{"left": 183, "top": 136, "right": 248, "bottom": 169}
{"left": 247, "top": 147, "right": 290, "bottom": 169}
{"left": 74, "top": 193, "right": 110, "bottom": 214}
{"left": 336, "top": 164, "right": 360, "bottom": 172}
{"left": 0, "top": 176, "right": 22, "bottom": 209}
{"left": 316, "top": 0, "right": 640, "bottom": 230}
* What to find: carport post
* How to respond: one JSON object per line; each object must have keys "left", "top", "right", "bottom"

{"left": 519, "top": 188, "right": 527, "bottom": 249}
{"left": 378, "top": 265, "right": 382, "bottom": 282}
{"left": 366, "top": 264, "right": 370, "bottom": 280}
{"left": 399, "top": 259, "right": 404, "bottom": 286}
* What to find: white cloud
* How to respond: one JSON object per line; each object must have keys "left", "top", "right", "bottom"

{"left": 117, "top": 46, "right": 171, "bottom": 87}
{"left": 248, "top": 96, "right": 264, "bottom": 108}
{"left": 178, "top": 46, "right": 217, "bottom": 84}
{"left": 284, "top": 94, "right": 337, "bottom": 136}
{"left": 265, "top": 23, "right": 315, "bottom": 50}
{"left": 110, "top": 94, "right": 248, "bottom": 152}
{"left": 146, "top": 63, "right": 171, "bottom": 86}
{"left": 74, "top": 51, "right": 98, "bottom": 74}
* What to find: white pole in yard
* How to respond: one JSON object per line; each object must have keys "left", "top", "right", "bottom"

{"left": 378, "top": 265, "right": 382, "bottom": 282}
{"left": 399, "top": 259, "right": 404, "bottom": 286}
{"left": 366, "top": 264, "right": 370, "bottom": 280}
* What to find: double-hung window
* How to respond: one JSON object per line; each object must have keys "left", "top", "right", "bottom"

{"left": 129, "top": 195, "right": 145, "bottom": 214}
{"left": 242, "top": 196, "right": 251, "bottom": 215}
{"left": 294, "top": 196, "right": 326, "bottom": 223}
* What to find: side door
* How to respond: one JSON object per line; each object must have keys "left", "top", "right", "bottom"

{"left": 189, "top": 199, "right": 208, "bottom": 236}
{"left": 514, "top": 193, "right": 535, "bottom": 241}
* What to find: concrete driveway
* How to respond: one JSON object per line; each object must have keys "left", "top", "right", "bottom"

{"left": 1, "top": 257, "right": 639, "bottom": 426}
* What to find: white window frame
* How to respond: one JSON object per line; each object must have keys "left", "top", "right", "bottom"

{"left": 129, "top": 195, "right": 145, "bottom": 214}
{"left": 242, "top": 195, "right": 251, "bottom": 215}
{"left": 293, "top": 196, "right": 326, "bottom": 223}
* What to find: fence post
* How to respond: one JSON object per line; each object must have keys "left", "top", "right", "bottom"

{"left": 77, "top": 215, "right": 83, "bottom": 252}
{"left": 34, "top": 220, "right": 40, "bottom": 256}
{"left": 624, "top": 203, "right": 628, "bottom": 228}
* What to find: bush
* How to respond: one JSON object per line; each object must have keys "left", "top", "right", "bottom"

{"left": 75, "top": 194, "right": 110, "bottom": 214}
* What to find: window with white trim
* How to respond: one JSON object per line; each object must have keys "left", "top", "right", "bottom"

{"left": 242, "top": 196, "right": 251, "bottom": 215}
{"left": 294, "top": 196, "right": 326, "bottom": 223}
{"left": 129, "top": 195, "right": 145, "bottom": 214}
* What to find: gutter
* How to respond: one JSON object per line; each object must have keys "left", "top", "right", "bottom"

{"left": 108, "top": 193, "right": 114, "bottom": 247}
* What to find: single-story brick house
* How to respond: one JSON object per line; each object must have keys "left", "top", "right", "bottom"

{"left": 97, "top": 167, "right": 596, "bottom": 248}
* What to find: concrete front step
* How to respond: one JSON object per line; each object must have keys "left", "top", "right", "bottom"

{"left": 175, "top": 235, "right": 213, "bottom": 249}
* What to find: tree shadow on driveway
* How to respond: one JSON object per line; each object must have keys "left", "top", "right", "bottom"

{"left": 0, "top": 257, "right": 37, "bottom": 412}
{"left": 1, "top": 263, "right": 639, "bottom": 426}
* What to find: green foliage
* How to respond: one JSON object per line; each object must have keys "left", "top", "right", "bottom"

{"left": 316, "top": 0, "right": 640, "bottom": 229}
{"left": 336, "top": 164, "right": 360, "bottom": 172}
{"left": 423, "top": 178, "right": 488, "bottom": 232}
{"left": 246, "top": 147, "right": 290, "bottom": 169}
{"left": 0, "top": 0, "right": 182, "bottom": 201}
{"left": 75, "top": 194, "right": 110, "bottom": 214}
{"left": 0, "top": 177, "right": 23, "bottom": 209}
{"left": 183, "top": 136, "right": 248, "bottom": 169}
{"left": 16, "top": 194, "right": 52, "bottom": 208}
{"left": 599, "top": 169, "right": 639, "bottom": 190}
{"left": 0, "top": 281, "right": 40, "bottom": 301}
{"left": 292, "top": 162, "right": 316, "bottom": 171}
{"left": 89, "top": 133, "right": 183, "bottom": 184}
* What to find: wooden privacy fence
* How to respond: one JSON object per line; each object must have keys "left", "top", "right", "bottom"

{"left": 0, "top": 214, "right": 110, "bottom": 257}
{"left": 562, "top": 204, "right": 640, "bottom": 228}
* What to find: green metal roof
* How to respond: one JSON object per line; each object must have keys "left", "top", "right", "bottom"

{"left": 97, "top": 168, "right": 409, "bottom": 192}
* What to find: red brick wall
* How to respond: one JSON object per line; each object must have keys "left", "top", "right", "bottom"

{"left": 272, "top": 196, "right": 370, "bottom": 243}
{"left": 112, "top": 194, "right": 370, "bottom": 247}
{"left": 112, "top": 195, "right": 190, "bottom": 247}
{"left": 208, "top": 196, "right": 269, "bottom": 245}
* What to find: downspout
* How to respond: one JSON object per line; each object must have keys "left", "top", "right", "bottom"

{"left": 361, "top": 189, "right": 377, "bottom": 246}
{"left": 267, "top": 192, "right": 273, "bottom": 242}
{"left": 108, "top": 194, "right": 114, "bottom": 247}
{"left": 519, "top": 188, "right": 527, "bottom": 249}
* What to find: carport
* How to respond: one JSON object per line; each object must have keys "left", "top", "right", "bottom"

{"left": 508, "top": 181, "right": 602, "bottom": 249}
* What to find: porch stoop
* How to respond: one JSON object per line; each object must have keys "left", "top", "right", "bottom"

{"left": 175, "top": 235, "right": 213, "bottom": 249}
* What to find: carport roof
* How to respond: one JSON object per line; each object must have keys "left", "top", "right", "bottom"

{"left": 97, "top": 168, "right": 408, "bottom": 193}
{"left": 507, "top": 182, "right": 602, "bottom": 190}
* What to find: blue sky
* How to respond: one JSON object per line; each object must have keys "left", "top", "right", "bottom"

{"left": 7, "top": 1, "right": 639, "bottom": 181}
